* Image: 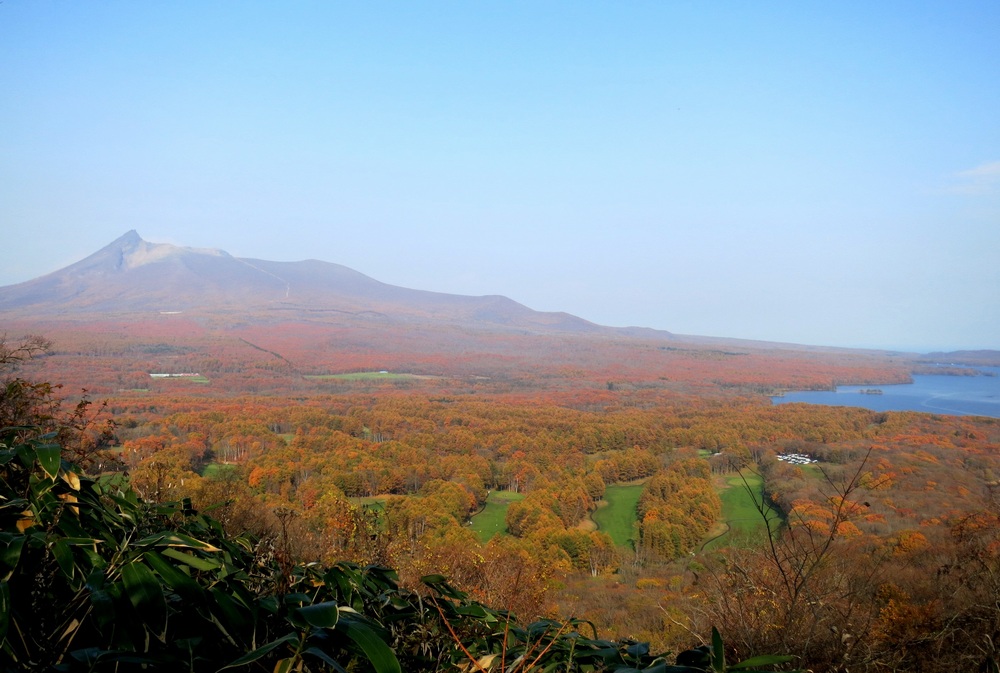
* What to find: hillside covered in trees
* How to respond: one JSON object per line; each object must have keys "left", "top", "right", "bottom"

{"left": 3, "top": 330, "right": 1000, "bottom": 671}
{"left": 2, "top": 335, "right": 795, "bottom": 672}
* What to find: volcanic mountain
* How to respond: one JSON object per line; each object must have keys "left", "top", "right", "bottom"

{"left": 0, "top": 231, "right": 633, "bottom": 335}
{"left": 1, "top": 232, "right": 939, "bottom": 399}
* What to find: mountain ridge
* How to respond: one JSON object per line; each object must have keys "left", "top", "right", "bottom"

{"left": 0, "top": 231, "right": 652, "bottom": 337}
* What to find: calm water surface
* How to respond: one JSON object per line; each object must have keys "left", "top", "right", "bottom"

{"left": 772, "top": 367, "right": 1000, "bottom": 418}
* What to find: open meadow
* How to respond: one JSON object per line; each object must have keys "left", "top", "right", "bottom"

{"left": 470, "top": 490, "right": 525, "bottom": 542}
{"left": 702, "top": 470, "right": 772, "bottom": 550}
{"left": 591, "top": 483, "right": 644, "bottom": 548}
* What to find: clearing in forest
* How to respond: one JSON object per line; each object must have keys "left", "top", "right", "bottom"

{"left": 201, "top": 463, "right": 237, "bottom": 479}
{"left": 352, "top": 496, "right": 388, "bottom": 510}
{"left": 703, "top": 470, "right": 773, "bottom": 550}
{"left": 470, "top": 490, "right": 524, "bottom": 542}
{"left": 304, "top": 372, "right": 429, "bottom": 382}
{"left": 150, "top": 374, "right": 210, "bottom": 383}
{"left": 592, "top": 483, "right": 643, "bottom": 548}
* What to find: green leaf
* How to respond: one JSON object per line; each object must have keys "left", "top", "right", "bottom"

{"left": 297, "top": 601, "right": 340, "bottom": 629}
{"left": 420, "top": 573, "right": 466, "bottom": 599}
{"left": 454, "top": 603, "right": 490, "bottom": 619}
{"left": 273, "top": 658, "right": 296, "bottom": 673}
{"left": 335, "top": 612, "right": 401, "bottom": 673}
{"left": 283, "top": 592, "right": 312, "bottom": 606}
{"left": 35, "top": 443, "right": 62, "bottom": 479}
{"left": 51, "top": 538, "right": 76, "bottom": 581}
{"left": 0, "top": 580, "right": 10, "bottom": 643}
{"left": 219, "top": 632, "right": 298, "bottom": 669}
{"left": 143, "top": 551, "right": 204, "bottom": 602}
{"left": 210, "top": 588, "right": 251, "bottom": 633}
{"left": 161, "top": 547, "right": 221, "bottom": 571}
{"left": 259, "top": 594, "right": 280, "bottom": 614}
{"left": 365, "top": 565, "right": 398, "bottom": 586}
{"left": 69, "top": 648, "right": 103, "bottom": 665}
{"left": 90, "top": 588, "right": 116, "bottom": 629}
{"left": 327, "top": 567, "right": 361, "bottom": 605}
{"left": 135, "top": 531, "right": 222, "bottom": 552}
{"left": 121, "top": 562, "right": 167, "bottom": 637}
{"left": 0, "top": 497, "right": 29, "bottom": 514}
{"left": 0, "top": 533, "right": 25, "bottom": 574}
{"left": 729, "top": 654, "right": 797, "bottom": 670}
{"left": 625, "top": 641, "right": 650, "bottom": 659}
{"left": 711, "top": 627, "right": 725, "bottom": 673}
{"left": 79, "top": 547, "right": 107, "bottom": 574}
{"left": 303, "top": 646, "right": 348, "bottom": 672}
{"left": 14, "top": 442, "right": 36, "bottom": 469}
{"left": 59, "top": 537, "right": 104, "bottom": 547}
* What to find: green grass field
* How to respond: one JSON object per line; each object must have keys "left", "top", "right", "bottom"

{"left": 351, "top": 496, "right": 388, "bottom": 510}
{"left": 800, "top": 463, "right": 825, "bottom": 480}
{"left": 201, "top": 463, "right": 237, "bottom": 478}
{"left": 304, "top": 372, "right": 424, "bottom": 382}
{"left": 703, "top": 470, "right": 776, "bottom": 550}
{"left": 592, "top": 484, "right": 644, "bottom": 548}
{"left": 470, "top": 490, "right": 524, "bottom": 542}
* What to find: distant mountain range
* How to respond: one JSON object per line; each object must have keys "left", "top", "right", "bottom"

{"left": 0, "top": 231, "right": 666, "bottom": 338}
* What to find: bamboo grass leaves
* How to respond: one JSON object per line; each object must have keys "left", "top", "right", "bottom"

{"left": 0, "top": 430, "right": 406, "bottom": 672}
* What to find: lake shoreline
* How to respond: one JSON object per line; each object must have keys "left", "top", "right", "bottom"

{"left": 772, "top": 366, "right": 1000, "bottom": 419}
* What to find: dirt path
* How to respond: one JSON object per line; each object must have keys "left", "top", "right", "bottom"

{"left": 700, "top": 522, "right": 731, "bottom": 551}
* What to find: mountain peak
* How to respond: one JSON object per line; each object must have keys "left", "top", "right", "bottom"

{"left": 103, "top": 231, "right": 228, "bottom": 271}
{"left": 115, "top": 229, "right": 143, "bottom": 246}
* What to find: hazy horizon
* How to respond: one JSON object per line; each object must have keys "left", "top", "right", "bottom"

{"left": 2, "top": 2, "right": 998, "bottom": 352}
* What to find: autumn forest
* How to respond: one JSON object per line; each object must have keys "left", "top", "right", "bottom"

{"left": 2, "top": 306, "right": 999, "bottom": 673}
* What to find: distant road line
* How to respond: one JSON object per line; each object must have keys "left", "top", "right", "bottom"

{"left": 238, "top": 338, "right": 300, "bottom": 373}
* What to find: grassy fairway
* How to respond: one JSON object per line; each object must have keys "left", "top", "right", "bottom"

{"left": 201, "top": 463, "right": 236, "bottom": 478}
{"left": 800, "top": 463, "right": 824, "bottom": 480}
{"left": 721, "top": 471, "right": 767, "bottom": 535}
{"left": 154, "top": 375, "right": 210, "bottom": 384}
{"left": 592, "top": 484, "right": 644, "bottom": 548}
{"left": 704, "top": 470, "right": 774, "bottom": 550}
{"left": 470, "top": 490, "right": 524, "bottom": 542}
{"left": 304, "top": 372, "right": 425, "bottom": 382}
{"left": 352, "top": 496, "right": 388, "bottom": 509}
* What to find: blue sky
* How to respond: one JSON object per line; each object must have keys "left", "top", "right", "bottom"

{"left": 2, "top": 2, "right": 998, "bottom": 352}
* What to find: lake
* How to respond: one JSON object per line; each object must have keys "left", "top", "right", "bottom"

{"left": 772, "top": 366, "right": 1000, "bottom": 418}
